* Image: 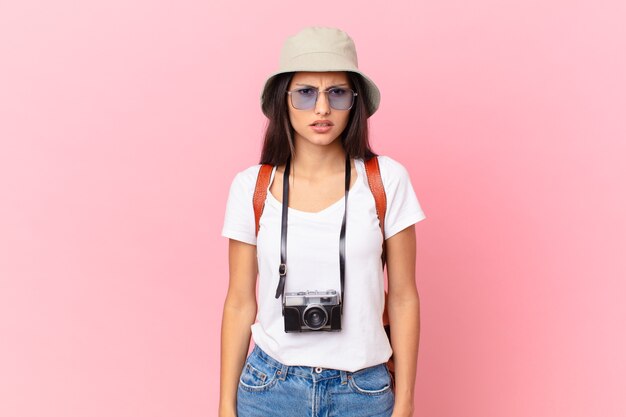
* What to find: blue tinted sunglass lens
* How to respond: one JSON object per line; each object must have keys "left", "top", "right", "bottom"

{"left": 292, "top": 89, "right": 317, "bottom": 110}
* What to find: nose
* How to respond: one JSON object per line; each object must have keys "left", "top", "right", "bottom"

{"left": 314, "top": 91, "right": 331, "bottom": 115}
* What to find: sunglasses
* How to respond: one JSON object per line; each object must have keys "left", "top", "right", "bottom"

{"left": 286, "top": 87, "right": 358, "bottom": 111}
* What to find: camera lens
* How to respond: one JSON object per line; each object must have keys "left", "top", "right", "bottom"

{"left": 303, "top": 305, "right": 328, "bottom": 330}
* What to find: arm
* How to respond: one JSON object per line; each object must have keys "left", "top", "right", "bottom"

{"left": 219, "top": 239, "right": 258, "bottom": 417}
{"left": 386, "top": 225, "right": 420, "bottom": 417}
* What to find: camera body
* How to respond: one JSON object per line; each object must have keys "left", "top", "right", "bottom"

{"left": 283, "top": 290, "right": 342, "bottom": 332}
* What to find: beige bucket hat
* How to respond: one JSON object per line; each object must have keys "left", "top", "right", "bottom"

{"left": 260, "top": 26, "right": 381, "bottom": 118}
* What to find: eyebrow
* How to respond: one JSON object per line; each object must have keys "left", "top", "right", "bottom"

{"left": 294, "top": 83, "right": 349, "bottom": 89}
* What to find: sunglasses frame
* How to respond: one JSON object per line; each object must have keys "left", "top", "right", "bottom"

{"left": 286, "top": 87, "right": 358, "bottom": 111}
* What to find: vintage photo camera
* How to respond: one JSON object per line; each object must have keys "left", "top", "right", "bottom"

{"left": 283, "top": 290, "right": 342, "bottom": 332}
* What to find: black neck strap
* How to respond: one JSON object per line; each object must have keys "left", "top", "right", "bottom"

{"left": 274, "top": 155, "right": 351, "bottom": 314}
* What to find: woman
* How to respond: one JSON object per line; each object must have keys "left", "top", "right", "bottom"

{"left": 220, "top": 27, "right": 426, "bottom": 417}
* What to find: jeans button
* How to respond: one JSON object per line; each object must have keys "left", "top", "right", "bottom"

{"left": 315, "top": 367, "right": 323, "bottom": 374}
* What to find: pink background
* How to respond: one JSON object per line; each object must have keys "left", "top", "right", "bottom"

{"left": 1, "top": 1, "right": 625, "bottom": 416}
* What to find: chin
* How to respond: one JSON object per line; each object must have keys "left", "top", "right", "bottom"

{"left": 298, "top": 132, "right": 342, "bottom": 147}
{"left": 309, "top": 138, "right": 340, "bottom": 147}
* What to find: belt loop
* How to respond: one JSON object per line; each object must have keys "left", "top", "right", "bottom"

{"left": 278, "top": 364, "right": 288, "bottom": 381}
{"left": 340, "top": 370, "right": 348, "bottom": 385}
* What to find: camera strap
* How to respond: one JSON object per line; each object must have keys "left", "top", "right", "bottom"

{"left": 274, "top": 154, "right": 351, "bottom": 316}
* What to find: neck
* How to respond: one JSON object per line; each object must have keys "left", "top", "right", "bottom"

{"left": 291, "top": 136, "right": 347, "bottom": 179}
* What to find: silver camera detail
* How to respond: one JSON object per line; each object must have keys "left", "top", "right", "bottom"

{"left": 283, "top": 290, "right": 342, "bottom": 332}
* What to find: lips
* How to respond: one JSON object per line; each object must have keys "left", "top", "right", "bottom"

{"left": 310, "top": 120, "right": 334, "bottom": 127}
{"left": 309, "top": 119, "right": 334, "bottom": 134}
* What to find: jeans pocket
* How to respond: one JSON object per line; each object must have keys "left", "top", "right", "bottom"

{"left": 238, "top": 351, "right": 279, "bottom": 392}
{"left": 348, "top": 363, "right": 393, "bottom": 396}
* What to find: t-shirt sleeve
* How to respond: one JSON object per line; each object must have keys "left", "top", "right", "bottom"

{"left": 221, "top": 166, "right": 260, "bottom": 245}
{"left": 379, "top": 156, "right": 426, "bottom": 240}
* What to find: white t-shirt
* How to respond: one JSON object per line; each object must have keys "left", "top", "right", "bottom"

{"left": 221, "top": 156, "right": 426, "bottom": 372}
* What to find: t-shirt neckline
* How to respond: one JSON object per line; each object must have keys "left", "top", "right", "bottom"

{"left": 266, "top": 159, "right": 364, "bottom": 217}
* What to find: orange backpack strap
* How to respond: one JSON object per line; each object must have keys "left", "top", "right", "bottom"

{"left": 364, "top": 156, "right": 388, "bottom": 268}
{"left": 253, "top": 164, "right": 274, "bottom": 237}
{"left": 365, "top": 156, "right": 394, "bottom": 378}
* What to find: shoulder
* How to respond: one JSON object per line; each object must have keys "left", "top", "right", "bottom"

{"left": 229, "top": 164, "right": 265, "bottom": 191}
{"left": 372, "top": 155, "right": 411, "bottom": 185}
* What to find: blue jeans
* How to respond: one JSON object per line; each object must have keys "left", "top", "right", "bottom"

{"left": 237, "top": 345, "right": 395, "bottom": 417}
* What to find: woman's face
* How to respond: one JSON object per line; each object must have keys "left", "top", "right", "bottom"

{"left": 287, "top": 71, "right": 352, "bottom": 149}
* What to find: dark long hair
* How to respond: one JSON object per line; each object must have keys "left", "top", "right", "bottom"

{"left": 259, "top": 72, "right": 378, "bottom": 166}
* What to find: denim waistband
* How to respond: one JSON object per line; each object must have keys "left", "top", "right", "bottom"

{"left": 251, "top": 344, "right": 351, "bottom": 383}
